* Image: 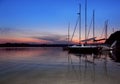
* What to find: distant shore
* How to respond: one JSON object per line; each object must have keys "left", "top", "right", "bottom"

{"left": 0, "top": 43, "right": 104, "bottom": 47}
{"left": 0, "top": 43, "right": 72, "bottom": 47}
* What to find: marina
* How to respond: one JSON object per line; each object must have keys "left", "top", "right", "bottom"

{"left": 0, "top": 0, "right": 120, "bottom": 84}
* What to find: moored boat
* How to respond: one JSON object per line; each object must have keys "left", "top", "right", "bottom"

{"left": 68, "top": 45, "right": 100, "bottom": 54}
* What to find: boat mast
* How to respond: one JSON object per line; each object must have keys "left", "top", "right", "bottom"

{"left": 105, "top": 20, "right": 108, "bottom": 40}
{"left": 68, "top": 23, "right": 70, "bottom": 46}
{"left": 93, "top": 10, "right": 95, "bottom": 42}
{"left": 85, "top": 0, "right": 87, "bottom": 44}
{"left": 78, "top": 4, "right": 81, "bottom": 44}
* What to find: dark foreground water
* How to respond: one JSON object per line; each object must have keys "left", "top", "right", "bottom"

{"left": 0, "top": 47, "right": 120, "bottom": 84}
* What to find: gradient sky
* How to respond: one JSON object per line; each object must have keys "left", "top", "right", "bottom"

{"left": 0, "top": 0, "right": 120, "bottom": 44}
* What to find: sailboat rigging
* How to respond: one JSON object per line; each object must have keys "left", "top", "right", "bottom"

{"left": 68, "top": 0, "right": 101, "bottom": 54}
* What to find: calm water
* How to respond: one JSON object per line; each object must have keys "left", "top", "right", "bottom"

{"left": 0, "top": 47, "right": 120, "bottom": 84}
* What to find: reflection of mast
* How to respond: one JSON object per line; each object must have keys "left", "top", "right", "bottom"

{"left": 84, "top": 55, "right": 87, "bottom": 84}
{"left": 104, "top": 52, "right": 108, "bottom": 78}
{"left": 67, "top": 53, "right": 70, "bottom": 71}
{"left": 68, "top": 54, "right": 79, "bottom": 79}
{"left": 92, "top": 54, "right": 96, "bottom": 84}
{"left": 78, "top": 54, "right": 82, "bottom": 83}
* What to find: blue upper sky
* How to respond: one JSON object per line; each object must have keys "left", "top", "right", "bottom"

{"left": 0, "top": 0, "right": 120, "bottom": 43}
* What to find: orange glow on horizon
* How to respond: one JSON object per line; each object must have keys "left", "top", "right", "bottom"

{"left": 0, "top": 37, "right": 50, "bottom": 44}
{"left": 0, "top": 36, "right": 106, "bottom": 44}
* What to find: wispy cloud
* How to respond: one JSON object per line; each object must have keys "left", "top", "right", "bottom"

{"left": 0, "top": 27, "right": 68, "bottom": 44}
{"left": 0, "top": 27, "right": 14, "bottom": 33}
{"left": 0, "top": 27, "right": 30, "bottom": 38}
{"left": 32, "top": 34, "right": 68, "bottom": 44}
{"left": 0, "top": 27, "right": 20, "bottom": 36}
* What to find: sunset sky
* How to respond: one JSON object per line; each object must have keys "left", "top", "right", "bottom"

{"left": 0, "top": 0, "right": 120, "bottom": 44}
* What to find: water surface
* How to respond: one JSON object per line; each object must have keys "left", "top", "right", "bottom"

{"left": 0, "top": 47, "right": 120, "bottom": 84}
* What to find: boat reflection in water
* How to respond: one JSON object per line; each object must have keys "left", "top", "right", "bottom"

{"left": 109, "top": 50, "right": 120, "bottom": 63}
{"left": 110, "top": 41, "right": 120, "bottom": 62}
{"left": 67, "top": 51, "right": 120, "bottom": 84}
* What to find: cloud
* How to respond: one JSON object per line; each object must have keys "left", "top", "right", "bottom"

{"left": 32, "top": 34, "right": 68, "bottom": 44}
{"left": 0, "top": 27, "right": 68, "bottom": 44}
{"left": 0, "top": 27, "right": 13, "bottom": 33}
{"left": 0, "top": 27, "right": 20, "bottom": 36}
{"left": 0, "top": 27, "right": 28, "bottom": 37}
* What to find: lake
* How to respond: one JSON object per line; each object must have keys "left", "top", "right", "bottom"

{"left": 0, "top": 47, "right": 120, "bottom": 84}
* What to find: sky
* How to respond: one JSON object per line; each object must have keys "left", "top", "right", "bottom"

{"left": 0, "top": 0, "right": 120, "bottom": 44}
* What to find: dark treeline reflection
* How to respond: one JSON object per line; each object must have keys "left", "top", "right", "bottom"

{"left": 0, "top": 47, "right": 120, "bottom": 84}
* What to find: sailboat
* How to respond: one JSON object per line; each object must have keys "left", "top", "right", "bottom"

{"left": 68, "top": 1, "right": 101, "bottom": 54}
